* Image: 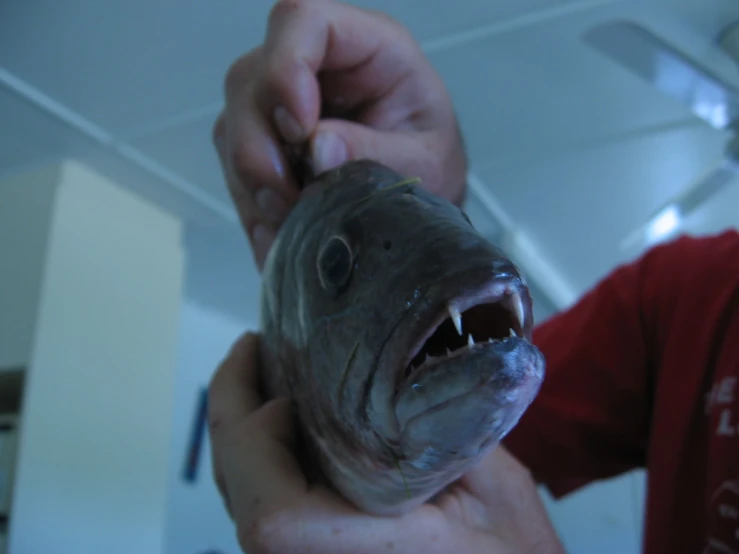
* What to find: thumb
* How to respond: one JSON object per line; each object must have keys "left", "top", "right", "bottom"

{"left": 309, "top": 119, "right": 442, "bottom": 190}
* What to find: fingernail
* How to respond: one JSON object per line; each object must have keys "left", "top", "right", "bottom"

{"left": 274, "top": 106, "right": 304, "bottom": 144}
{"left": 254, "top": 188, "right": 289, "bottom": 222}
{"left": 312, "top": 132, "right": 347, "bottom": 174}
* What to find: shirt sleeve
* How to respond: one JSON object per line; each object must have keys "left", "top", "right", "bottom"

{"left": 502, "top": 230, "right": 739, "bottom": 498}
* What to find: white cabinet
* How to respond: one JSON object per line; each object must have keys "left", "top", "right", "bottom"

{"left": 0, "top": 161, "right": 185, "bottom": 554}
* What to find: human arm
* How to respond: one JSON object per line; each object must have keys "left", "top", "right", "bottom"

{"left": 503, "top": 230, "right": 739, "bottom": 497}
{"left": 212, "top": 0, "right": 468, "bottom": 269}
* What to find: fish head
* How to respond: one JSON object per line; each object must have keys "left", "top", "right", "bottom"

{"left": 271, "top": 159, "right": 545, "bottom": 514}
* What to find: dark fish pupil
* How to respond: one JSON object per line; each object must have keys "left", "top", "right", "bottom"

{"left": 320, "top": 237, "right": 352, "bottom": 288}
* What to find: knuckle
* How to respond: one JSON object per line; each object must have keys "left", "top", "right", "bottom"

{"left": 374, "top": 10, "right": 403, "bottom": 31}
{"left": 369, "top": 9, "right": 415, "bottom": 43}
{"left": 224, "top": 49, "right": 261, "bottom": 99}
{"left": 261, "top": 57, "right": 299, "bottom": 103}
{"left": 223, "top": 57, "right": 245, "bottom": 96}
{"left": 268, "top": 0, "right": 309, "bottom": 28}
{"left": 229, "top": 139, "right": 257, "bottom": 189}
{"left": 263, "top": 0, "right": 321, "bottom": 93}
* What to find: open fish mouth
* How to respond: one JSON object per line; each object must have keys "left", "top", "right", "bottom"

{"left": 401, "top": 281, "right": 531, "bottom": 381}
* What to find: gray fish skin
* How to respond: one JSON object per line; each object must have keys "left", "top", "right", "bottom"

{"left": 258, "top": 159, "right": 545, "bottom": 516}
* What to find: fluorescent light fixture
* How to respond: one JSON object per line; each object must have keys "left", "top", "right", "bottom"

{"left": 694, "top": 100, "right": 731, "bottom": 129}
{"left": 620, "top": 202, "right": 684, "bottom": 251}
{"left": 644, "top": 203, "right": 682, "bottom": 243}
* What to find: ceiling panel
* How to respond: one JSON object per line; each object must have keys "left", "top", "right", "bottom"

{"left": 473, "top": 120, "right": 729, "bottom": 294}
{"left": 0, "top": 0, "right": 591, "bottom": 137}
{"left": 428, "top": 0, "right": 739, "bottom": 167}
{"left": 0, "top": 0, "right": 271, "bottom": 136}
{"left": 123, "top": 0, "right": 739, "bottom": 200}
{"left": 0, "top": 87, "right": 233, "bottom": 227}
{"left": 682, "top": 177, "right": 739, "bottom": 236}
{"left": 127, "top": 107, "right": 231, "bottom": 206}
{"left": 353, "top": 0, "right": 587, "bottom": 45}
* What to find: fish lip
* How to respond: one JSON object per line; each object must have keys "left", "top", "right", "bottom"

{"left": 395, "top": 273, "right": 534, "bottom": 389}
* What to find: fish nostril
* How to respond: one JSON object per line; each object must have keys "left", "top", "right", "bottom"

{"left": 383, "top": 240, "right": 392, "bottom": 250}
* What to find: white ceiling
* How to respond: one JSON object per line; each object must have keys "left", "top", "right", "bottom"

{"left": 2, "top": 0, "right": 739, "bottom": 324}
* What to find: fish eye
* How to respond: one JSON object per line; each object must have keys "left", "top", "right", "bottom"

{"left": 317, "top": 235, "right": 354, "bottom": 291}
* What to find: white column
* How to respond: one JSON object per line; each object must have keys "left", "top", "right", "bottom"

{"left": 1, "top": 160, "right": 185, "bottom": 554}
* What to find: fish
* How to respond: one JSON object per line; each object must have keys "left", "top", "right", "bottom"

{"left": 257, "top": 159, "right": 545, "bottom": 516}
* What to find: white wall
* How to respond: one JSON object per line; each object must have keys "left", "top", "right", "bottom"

{"left": 7, "top": 161, "right": 185, "bottom": 554}
{"left": 165, "top": 300, "right": 252, "bottom": 554}
{"left": 542, "top": 470, "right": 646, "bottom": 553}
{"left": 0, "top": 166, "right": 59, "bottom": 370}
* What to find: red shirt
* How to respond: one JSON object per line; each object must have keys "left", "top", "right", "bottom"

{"left": 504, "top": 230, "right": 739, "bottom": 553}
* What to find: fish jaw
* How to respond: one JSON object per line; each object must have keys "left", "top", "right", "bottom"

{"left": 394, "top": 336, "right": 543, "bottom": 464}
{"left": 367, "top": 266, "right": 537, "bottom": 434}
{"left": 308, "top": 338, "right": 544, "bottom": 517}
{"left": 389, "top": 275, "right": 544, "bottom": 475}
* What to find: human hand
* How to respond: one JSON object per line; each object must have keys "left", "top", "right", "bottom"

{"left": 208, "top": 333, "right": 565, "bottom": 554}
{"left": 212, "top": 0, "right": 468, "bottom": 269}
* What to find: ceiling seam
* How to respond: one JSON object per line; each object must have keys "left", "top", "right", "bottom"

{"left": 421, "top": 0, "right": 619, "bottom": 54}
{"left": 119, "top": 102, "right": 223, "bottom": 141}
{"left": 0, "top": 66, "right": 237, "bottom": 224}
{"left": 471, "top": 117, "right": 706, "bottom": 173}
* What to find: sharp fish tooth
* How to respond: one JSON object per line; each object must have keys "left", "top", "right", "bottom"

{"left": 510, "top": 291, "right": 525, "bottom": 330}
{"left": 509, "top": 328, "right": 516, "bottom": 337}
{"left": 448, "top": 304, "right": 463, "bottom": 336}
{"left": 488, "top": 338, "right": 494, "bottom": 343}
{"left": 468, "top": 334, "right": 475, "bottom": 347}
{"left": 446, "top": 348, "right": 452, "bottom": 356}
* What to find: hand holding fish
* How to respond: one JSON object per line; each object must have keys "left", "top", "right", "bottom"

{"left": 212, "top": 0, "right": 467, "bottom": 269}
{"left": 209, "top": 333, "right": 565, "bottom": 554}
{"left": 210, "top": 0, "right": 563, "bottom": 551}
